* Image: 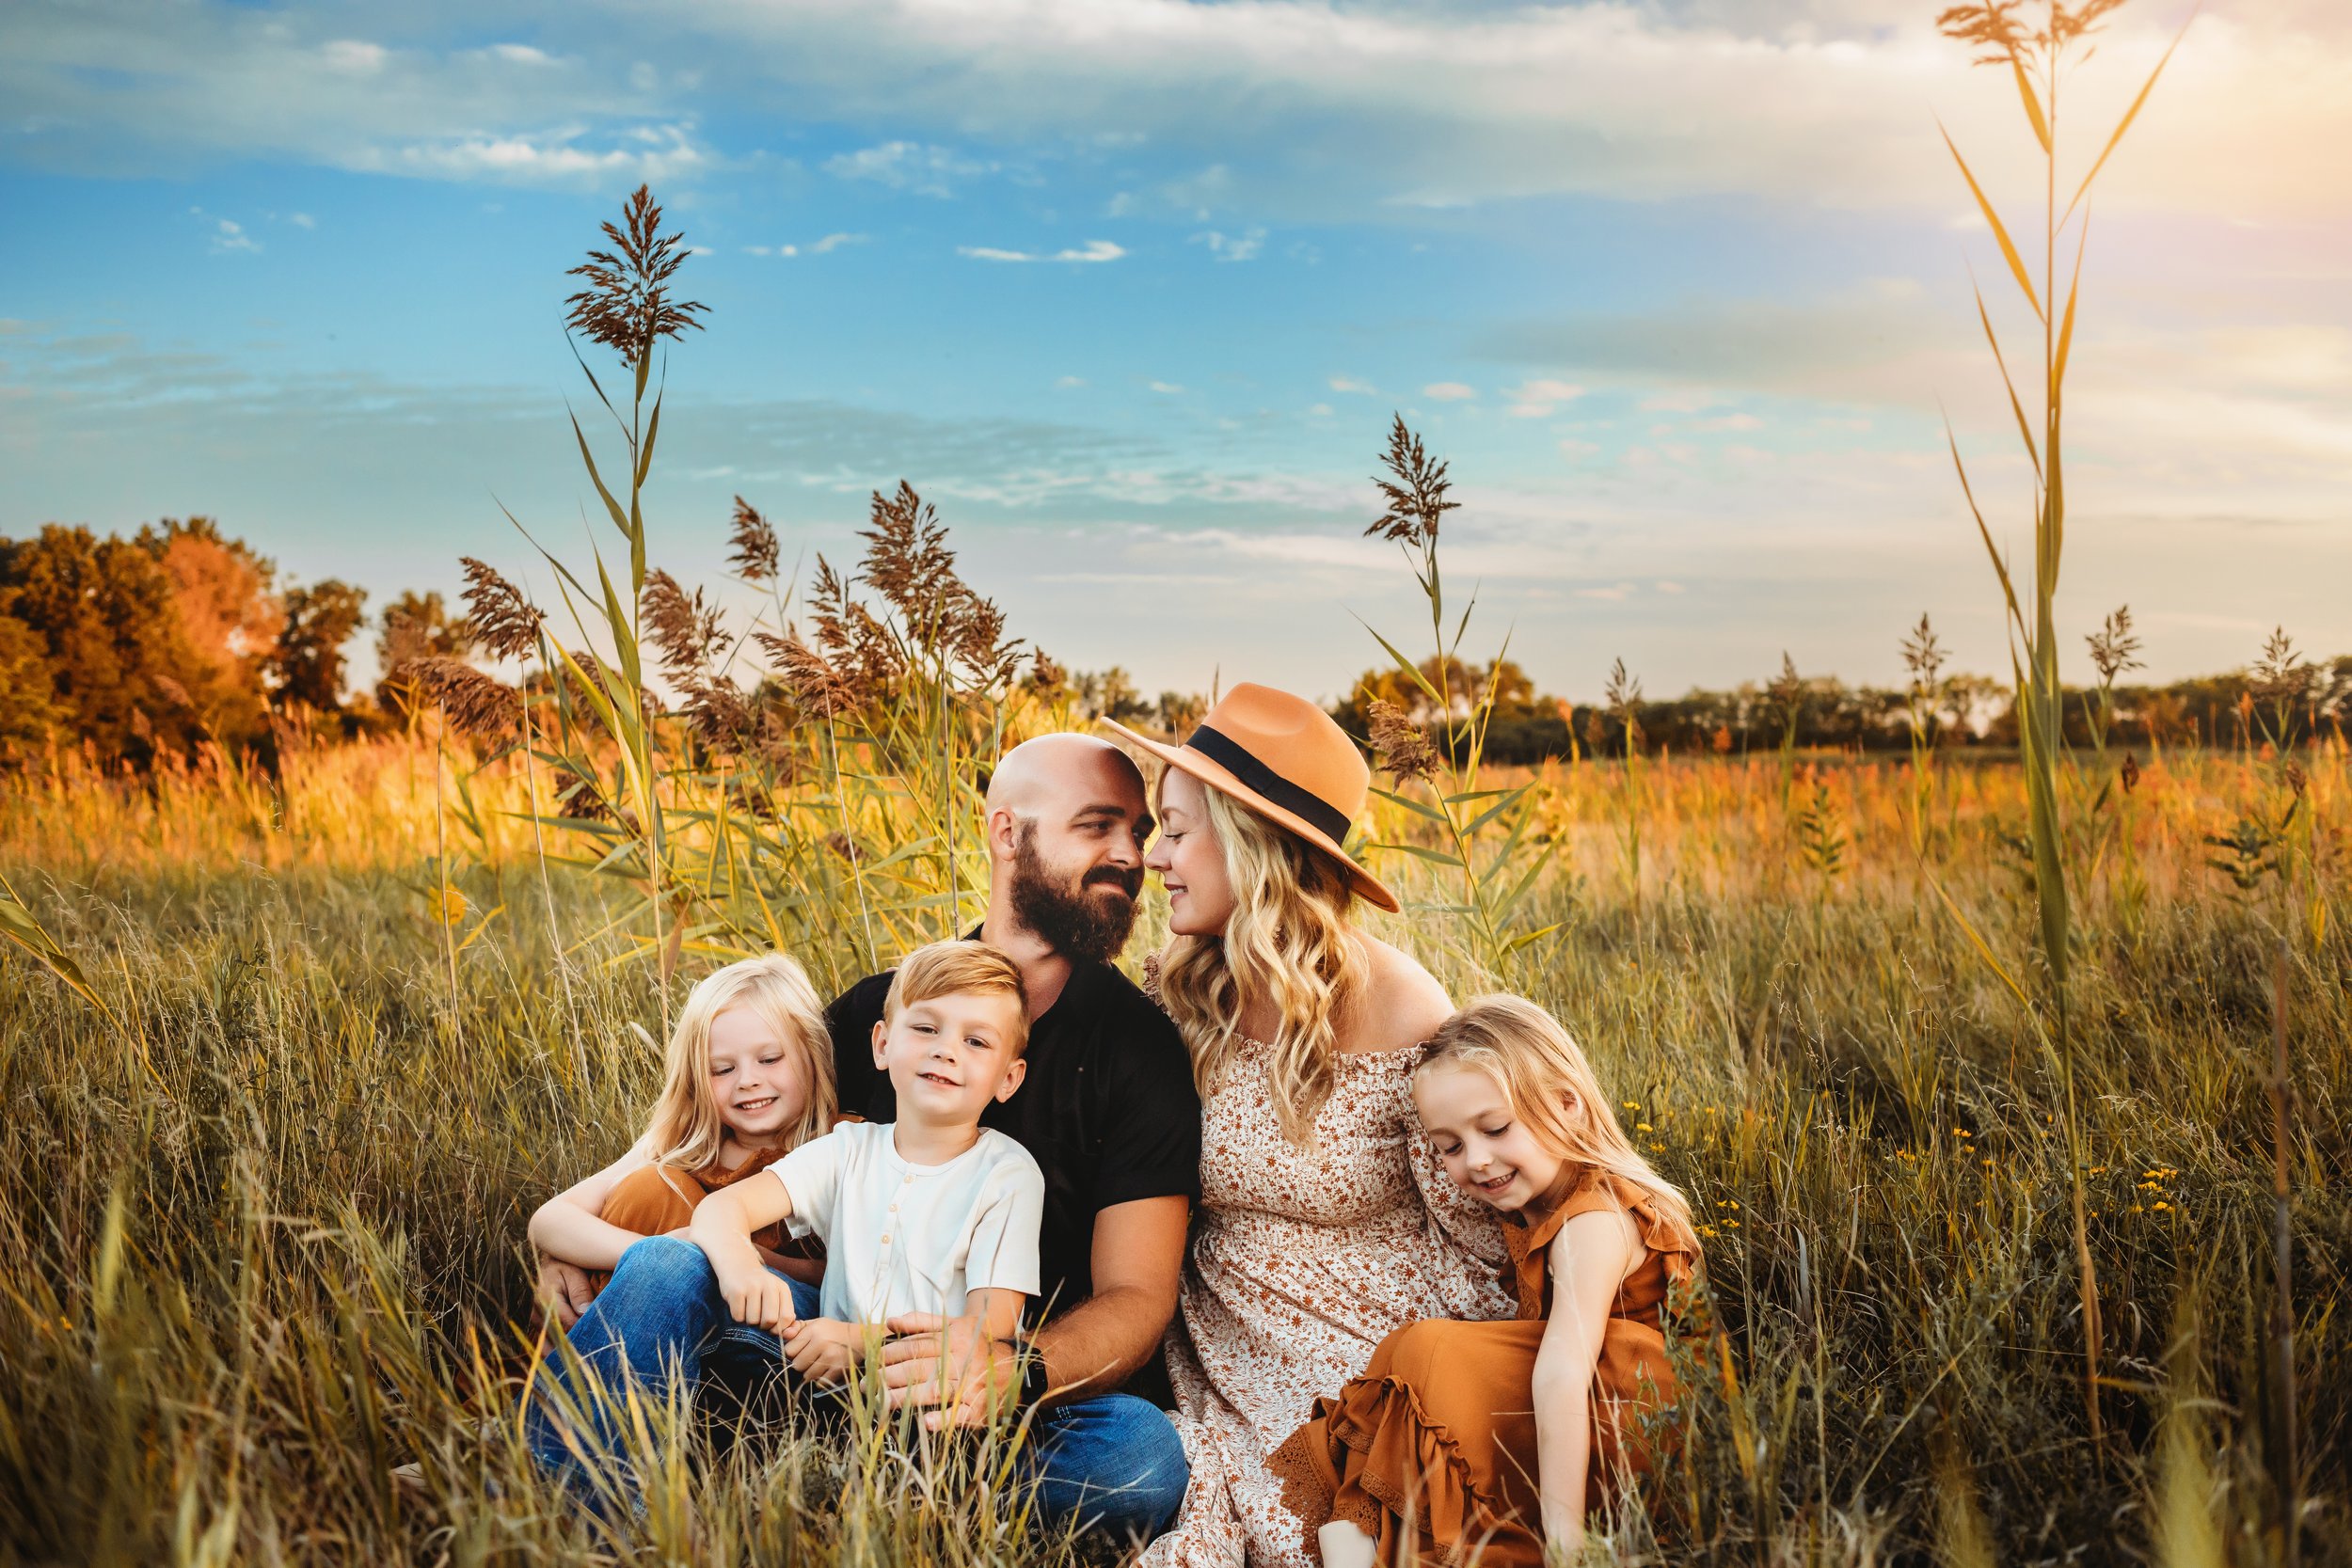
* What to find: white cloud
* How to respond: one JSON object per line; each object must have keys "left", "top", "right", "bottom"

{"left": 320, "top": 39, "right": 386, "bottom": 76}
{"left": 808, "top": 231, "right": 865, "bottom": 254}
{"left": 208, "top": 216, "right": 259, "bottom": 254}
{"left": 1655, "top": 580, "right": 1686, "bottom": 594}
{"left": 824, "top": 140, "right": 993, "bottom": 197}
{"left": 957, "top": 239, "right": 1126, "bottom": 263}
{"left": 1506, "top": 378, "right": 1584, "bottom": 417}
{"left": 1639, "top": 388, "right": 1723, "bottom": 414}
{"left": 1149, "top": 380, "right": 1184, "bottom": 394}
{"left": 1056, "top": 374, "right": 1088, "bottom": 388}
{"left": 1423, "top": 382, "right": 1476, "bottom": 401}
{"left": 287, "top": 212, "right": 315, "bottom": 229}
{"left": 1558, "top": 438, "right": 1600, "bottom": 461}
{"left": 8, "top": 3, "right": 2350, "bottom": 223}
{"left": 1576, "top": 582, "right": 1635, "bottom": 602}
{"left": 1695, "top": 412, "right": 1765, "bottom": 432}
{"left": 1308, "top": 402, "right": 1334, "bottom": 417}
{"left": 1191, "top": 228, "right": 1265, "bottom": 262}
{"left": 1328, "top": 375, "right": 1375, "bottom": 395}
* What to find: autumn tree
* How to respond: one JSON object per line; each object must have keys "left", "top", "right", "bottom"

{"left": 272, "top": 579, "right": 369, "bottom": 713}
{"left": 0, "top": 524, "right": 207, "bottom": 765}
{"left": 138, "top": 516, "right": 279, "bottom": 751}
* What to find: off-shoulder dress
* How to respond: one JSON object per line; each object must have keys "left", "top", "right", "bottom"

{"left": 1138, "top": 955, "right": 1513, "bottom": 1568}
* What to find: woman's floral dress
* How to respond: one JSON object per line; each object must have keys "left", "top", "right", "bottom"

{"left": 1141, "top": 958, "right": 1513, "bottom": 1567}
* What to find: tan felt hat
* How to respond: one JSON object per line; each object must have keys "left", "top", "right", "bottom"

{"left": 1102, "top": 682, "right": 1399, "bottom": 913}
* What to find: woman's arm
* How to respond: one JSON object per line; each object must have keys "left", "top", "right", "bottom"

{"left": 526, "top": 1138, "right": 658, "bottom": 1272}
{"left": 1531, "top": 1210, "right": 1637, "bottom": 1558}
{"left": 688, "top": 1178, "right": 799, "bottom": 1330}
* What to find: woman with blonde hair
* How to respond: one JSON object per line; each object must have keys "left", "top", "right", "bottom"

{"left": 1105, "top": 684, "right": 1512, "bottom": 1568}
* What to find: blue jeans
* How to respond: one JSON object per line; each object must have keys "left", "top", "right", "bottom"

{"left": 525, "top": 1235, "right": 1188, "bottom": 1543}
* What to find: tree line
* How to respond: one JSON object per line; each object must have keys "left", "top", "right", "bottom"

{"left": 0, "top": 518, "right": 469, "bottom": 768}
{"left": 4, "top": 517, "right": 2344, "bottom": 770}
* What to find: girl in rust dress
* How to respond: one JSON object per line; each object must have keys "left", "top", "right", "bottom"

{"left": 529, "top": 954, "right": 838, "bottom": 1299}
{"left": 1275, "top": 996, "right": 1704, "bottom": 1568}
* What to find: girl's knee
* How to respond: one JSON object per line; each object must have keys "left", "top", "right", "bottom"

{"left": 613, "top": 1232, "right": 712, "bottom": 1284}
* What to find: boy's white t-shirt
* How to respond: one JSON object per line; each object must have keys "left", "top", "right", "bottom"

{"left": 771, "top": 1120, "right": 1045, "bottom": 1324}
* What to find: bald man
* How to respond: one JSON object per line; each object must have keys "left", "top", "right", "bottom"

{"left": 820, "top": 732, "right": 1198, "bottom": 1538}
{"left": 527, "top": 734, "right": 1198, "bottom": 1544}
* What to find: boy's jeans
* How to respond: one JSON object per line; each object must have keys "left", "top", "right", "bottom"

{"left": 523, "top": 1235, "right": 1189, "bottom": 1544}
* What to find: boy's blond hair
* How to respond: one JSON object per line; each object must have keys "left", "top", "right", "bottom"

{"left": 644, "top": 953, "right": 836, "bottom": 1172}
{"left": 883, "top": 940, "right": 1031, "bottom": 1057}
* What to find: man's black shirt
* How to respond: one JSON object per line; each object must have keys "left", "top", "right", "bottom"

{"left": 823, "top": 950, "right": 1200, "bottom": 1323}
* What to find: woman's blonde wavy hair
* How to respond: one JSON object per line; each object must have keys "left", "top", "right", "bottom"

{"left": 1419, "top": 995, "right": 1699, "bottom": 1252}
{"left": 642, "top": 953, "right": 836, "bottom": 1173}
{"left": 1157, "top": 780, "right": 1368, "bottom": 1145}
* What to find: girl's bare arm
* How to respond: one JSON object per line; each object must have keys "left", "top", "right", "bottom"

{"left": 1530, "top": 1210, "right": 1637, "bottom": 1558}
{"left": 526, "top": 1137, "right": 658, "bottom": 1271}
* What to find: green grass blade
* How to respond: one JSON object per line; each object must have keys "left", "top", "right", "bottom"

{"left": 1941, "top": 123, "right": 2044, "bottom": 324}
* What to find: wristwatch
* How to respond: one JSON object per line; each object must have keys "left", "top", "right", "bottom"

{"left": 1002, "top": 1337, "right": 1051, "bottom": 1411}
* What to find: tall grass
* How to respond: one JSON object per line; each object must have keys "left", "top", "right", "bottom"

{"left": 3, "top": 721, "right": 2344, "bottom": 1566}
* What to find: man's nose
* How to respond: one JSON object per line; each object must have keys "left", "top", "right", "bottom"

{"left": 1104, "top": 834, "right": 1141, "bottom": 868}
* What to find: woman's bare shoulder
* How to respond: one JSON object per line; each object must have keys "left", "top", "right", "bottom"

{"left": 1346, "top": 934, "right": 1454, "bottom": 1051}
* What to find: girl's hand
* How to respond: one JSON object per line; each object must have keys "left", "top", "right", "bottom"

{"left": 781, "top": 1318, "right": 866, "bottom": 1384}
{"left": 719, "top": 1264, "right": 798, "bottom": 1333}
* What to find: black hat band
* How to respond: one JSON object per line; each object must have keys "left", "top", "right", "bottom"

{"left": 1184, "top": 724, "right": 1354, "bottom": 846}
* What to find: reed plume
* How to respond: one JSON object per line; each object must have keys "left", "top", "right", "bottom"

{"left": 564, "top": 184, "right": 707, "bottom": 368}
{"left": 727, "top": 497, "right": 781, "bottom": 584}
{"left": 458, "top": 556, "right": 545, "bottom": 662}
{"left": 389, "top": 657, "right": 521, "bottom": 739}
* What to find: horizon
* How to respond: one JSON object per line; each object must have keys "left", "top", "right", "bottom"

{"left": 4, "top": 0, "right": 2347, "bottom": 705}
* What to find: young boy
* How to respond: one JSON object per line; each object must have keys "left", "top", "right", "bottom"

{"left": 691, "top": 940, "right": 1046, "bottom": 1397}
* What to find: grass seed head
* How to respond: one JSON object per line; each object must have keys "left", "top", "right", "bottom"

{"left": 727, "top": 497, "right": 780, "bottom": 584}
{"left": 563, "top": 183, "right": 708, "bottom": 367}
{"left": 457, "top": 557, "right": 545, "bottom": 662}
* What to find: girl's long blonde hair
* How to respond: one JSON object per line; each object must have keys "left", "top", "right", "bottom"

{"left": 642, "top": 954, "right": 836, "bottom": 1172}
{"left": 1421, "top": 995, "right": 1699, "bottom": 1250}
{"left": 1158, "top": 781, "right": 1367, "bottom": 1145}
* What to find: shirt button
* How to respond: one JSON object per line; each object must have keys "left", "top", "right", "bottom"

{"left": 881, "top": 1233, "right": 891, "bottom": 1243}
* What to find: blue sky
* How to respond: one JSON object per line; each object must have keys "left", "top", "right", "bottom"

{"left": 5, "top": 0, "right": 2347, "bottom": 701}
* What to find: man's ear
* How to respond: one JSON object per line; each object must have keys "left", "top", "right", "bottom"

{"left": 994, "top": 1056, "right": 1028, "bottom": 1102}
{"left": 988, "top": 807, "right": 1025, "bottom": 863}
{"left": 872, "top": 1018, "right": 890, "bottom": 1071}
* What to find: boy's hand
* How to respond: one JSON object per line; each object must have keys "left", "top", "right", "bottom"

{"left": 781, "top": 1318, "right": 865, "bottom": 1385}
{"left": 720, "top": 1265, "right": 798, "bottom": 1334}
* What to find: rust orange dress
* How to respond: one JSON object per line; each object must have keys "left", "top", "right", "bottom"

{"left": 585, "top": 1147, "right": 815, "bottom": 1297}
{"left": 1272, "top": 1169, "right": 1700, "bottom": 1567}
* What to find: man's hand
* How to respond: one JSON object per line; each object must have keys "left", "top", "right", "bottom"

{"left": 881, "top": 1312, "right": 1022, "bottom": 1431}
{"left": 719, "top": 1264, "right": 798, "bottom": 1334}
{"left": 781, "top": 1318, "right": 867, "bottom": 1385}
{"left": 534, "top": 1257, "right": 596, "bottom": 1331}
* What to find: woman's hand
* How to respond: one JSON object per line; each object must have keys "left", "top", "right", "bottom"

{"left": 781, "top": 1318, "right": 866, "bottom": 1384}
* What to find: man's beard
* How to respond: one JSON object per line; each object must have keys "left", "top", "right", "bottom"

{"left": 1009, "top": 825, "right": 1142, "bottom": 964}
